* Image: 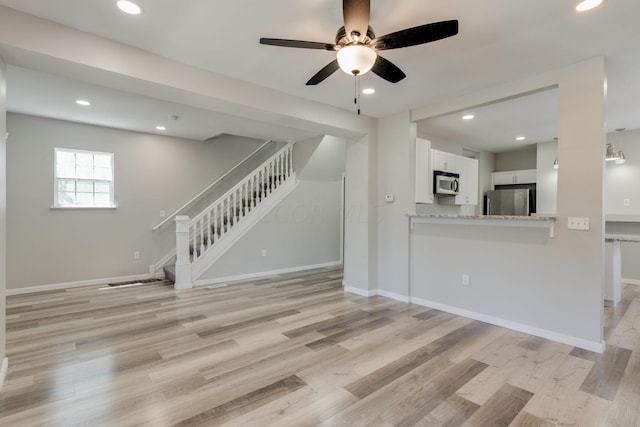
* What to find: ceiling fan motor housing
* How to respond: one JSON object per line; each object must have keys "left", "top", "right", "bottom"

{"left": 335, "top": 25, "right": 376, "bottom": 45}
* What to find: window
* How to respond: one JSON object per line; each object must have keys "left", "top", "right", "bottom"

{"left": 54, "top": 148, "right": 115, "bottom": 208}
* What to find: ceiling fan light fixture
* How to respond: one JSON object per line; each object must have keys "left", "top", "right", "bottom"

{"left": 337, "top": 44, "right": 377, "bottom": 76}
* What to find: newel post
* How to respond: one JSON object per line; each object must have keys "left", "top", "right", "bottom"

{"left": 174, "top": 215, "right": 193, "bottom": 290}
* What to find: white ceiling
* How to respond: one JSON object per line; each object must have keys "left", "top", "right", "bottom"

{"left": 1, "top": 0, "right": 639, "bottom": 150}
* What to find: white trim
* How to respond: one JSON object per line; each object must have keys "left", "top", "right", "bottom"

{"left": 5, "top": 273, "right": 152, "bottom": 296}
{"left": 194, "top": 261, "right": 343, "bottom": 287}
{"left": 377, "top": 289, "right": 410, "bottom": 303}
{"left": 343, "top": 281, "right": 378, "bottom": 297}
{"left": 0, "top": 357, "right": 8, "bottom": 391}
{"left": 408, "top": 296, "right": 605, "bottom": 354}
{"left": 622, "top": 278, "right": 640, "bottom": 286}
{"left": 152, "top": 250, "right": 176, "bottom": 276}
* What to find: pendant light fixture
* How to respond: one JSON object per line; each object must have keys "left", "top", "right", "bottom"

{"left": 605, "top": 143, "right": 621, "bottom": 162}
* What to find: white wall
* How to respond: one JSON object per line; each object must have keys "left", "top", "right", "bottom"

{"left": 536, "top": 140, "right": 558, "bottom": 214}
{"left": 199, "top": 135, "right": 346, "bottom": 280}
{"left": 0, "top": 55, "right": 7, "bottom": 380}
{"left": 6, "top": 114, "right": 263, "bottom": 289}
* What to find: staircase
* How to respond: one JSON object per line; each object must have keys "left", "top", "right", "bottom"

{"left": 160, "top": 143, "right": 296, "bottom": 287}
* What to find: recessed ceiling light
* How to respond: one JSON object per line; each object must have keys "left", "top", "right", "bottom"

{"left": 76, "top": 100, "right": 91, "bottom": 106}
{"left": 516, "top": 136, "right": 526, "bottom": 141}
{"left": 462, "top": 114, "right": 475, "bottom": 120}
{"left": 575, "top": 0, "right": 604, "bottom": 12}
{"left": 117, "top": 0, "right": 143, "bottom": 15}
{"left": 362, "top": 88, "right": 375, "bottom": 95}
{"left": 156, "top": 126, "right": 167, "bottom": 131}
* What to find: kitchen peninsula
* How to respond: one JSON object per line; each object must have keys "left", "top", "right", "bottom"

{"left": 408, "top": 213, "right": 556, "bottom": 238}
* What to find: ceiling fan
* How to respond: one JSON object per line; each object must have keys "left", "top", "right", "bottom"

{"left": 260, "top": 0, "right": 459, "bottom": 86}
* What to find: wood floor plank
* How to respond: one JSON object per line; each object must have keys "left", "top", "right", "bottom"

{"left": 465, "top": 383, "right": 534, "bottom": 427}
{"left": 571, "top": 344, "right": 632, "bottom": 401}
{"left": 2, "top": 270, "right": 640, "bottom": 426}
{"left": 172, "top": 375, "right": 307, "bottom": 426}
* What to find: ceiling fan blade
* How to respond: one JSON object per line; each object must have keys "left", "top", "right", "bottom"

{"left": 260, "top": 38, "right": 337, "bottom": 51}
{"left": 343, "top": 0, "right": 370, "bottom": 41}
{"left": 372, "top": 20, "right": 459, "bottom": 50}
{"left": 371, "top": 56, "right": 406, "bottom": 83}
{"left": 306, "top": 60, "right": 340, "bottom": 85}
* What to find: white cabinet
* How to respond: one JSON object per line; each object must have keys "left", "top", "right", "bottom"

{"left": 415, "top": 138, "right": 433, "bottom": 204}
{"left": 491, "top": 169, "right": 536, "bottom": 187}
{"left": 433, "top": 149, "right": 479, "bottom": 206}
{"left": 432, "top": 150, "right": 457, "bottom": 172}
{"left": 455, "top": 157, "right": 479, "bottom": 206}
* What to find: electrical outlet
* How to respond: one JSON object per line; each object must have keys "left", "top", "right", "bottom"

{"left": 261, "top": 249, "right": 267, "bottom": 257}
{"left": 134, "top": 251, "right": 140, "bottom": 260}
{"left": 462, "top": 274, "right": 470, "bottom": 286}
{"left": 624, "top": 198, "right": 631, "bottom": 207}
{"left": 568, "top": 217, "right": 590, "bottom": 231}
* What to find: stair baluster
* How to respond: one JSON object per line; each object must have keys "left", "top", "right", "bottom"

{"left": 171, "top": 143, "right": 295, "bottom": 288}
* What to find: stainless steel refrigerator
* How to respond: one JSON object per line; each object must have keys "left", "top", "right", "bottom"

{"left": 485, "top": 189, "right": 535, "bottom": 216}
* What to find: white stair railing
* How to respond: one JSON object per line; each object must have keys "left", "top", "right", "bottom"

{"left": 174, "top": 143, "right": 294, "bottom": 288}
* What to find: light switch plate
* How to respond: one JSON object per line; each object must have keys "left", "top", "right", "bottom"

{"left": 568, "top": 217, "right": 590, "bottom": 231}
{"left": 624, "top": 198, "right": 631, "bottom": 207}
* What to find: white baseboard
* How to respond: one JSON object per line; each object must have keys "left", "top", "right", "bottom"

{"left": 377, "top": 289, "right": 410, "bottom": 303}
{"left": 343, "top": 282, "right": 378, "bottom": 297}
{"left": 346, "top": 286, "right": 605, "bottom": 354}
{"left": 409, "top": 296, "right": 605, "bottom": 354}
{"left": 0, "top": 357, "right": 8, "bottom": 391}
{"left": 622, "top": 278, "right": 640, "bottom": 286}
{"left": 6, "top": 273, "right": 152, "bottom": 296}
{"left": 194, "top": 261, "right": 343, "bottom": 287}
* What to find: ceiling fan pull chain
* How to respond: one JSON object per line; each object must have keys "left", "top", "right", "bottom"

{"left": 356, "top": 75, "right": 361, "bottom": 115}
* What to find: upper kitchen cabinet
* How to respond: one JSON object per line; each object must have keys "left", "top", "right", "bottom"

{"left": 432, "top": 150, "right": 457, "bottom": 172}
{"left": 432, "top": 148, "right": 479, "bottom": 206}
{"left": 456, "top": 156, "right": 479, "bottom": 205}
{"left": 491, "top": 169, "right": 537, "bottom": 187}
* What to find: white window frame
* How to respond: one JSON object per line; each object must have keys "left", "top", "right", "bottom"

{"left": 53, "top": 147, "right": 116, "bottom": 209}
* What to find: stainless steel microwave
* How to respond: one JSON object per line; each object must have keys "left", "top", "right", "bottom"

{"left": 433, "top": 170, "right": 460, "bottom": 196}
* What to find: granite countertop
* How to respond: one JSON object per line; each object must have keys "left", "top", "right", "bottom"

{"left": 408, "top": 213, "right": 555, "bottom": 222}
{"left": 605, "top": 233, "right": 640, "bottom": 242}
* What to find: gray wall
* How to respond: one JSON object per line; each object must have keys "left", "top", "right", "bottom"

{"left": 6, "top": 113, "right": 263, "bottom": 289}
{"left": 495, "top": 145, "right": 537, "bottom": 171}
{"left": 0, "top": 56, "right": 7, "bottom": 370}
{"left": 383, "top": 58, "right": 606, "bottom": 350}
{"left": 199, "top": 135, "right": 346, "bottom": 280}
{"left": 601, "top": 129, "right": 640, "bottom": 282}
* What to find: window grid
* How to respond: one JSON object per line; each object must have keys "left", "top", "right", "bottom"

{"left": 54, "top": 148, "right": 115, "bottom": 208}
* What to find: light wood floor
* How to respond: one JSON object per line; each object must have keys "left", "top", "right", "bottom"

{"left": 1, "top": 267, "right": 639, "bottom": 426}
